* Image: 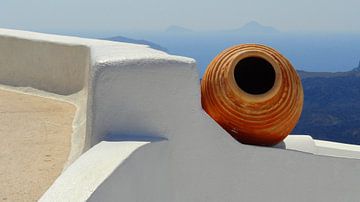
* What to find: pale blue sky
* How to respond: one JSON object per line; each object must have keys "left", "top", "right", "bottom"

{"left": 1, "top": 0, "right": 360, "bottom": 34}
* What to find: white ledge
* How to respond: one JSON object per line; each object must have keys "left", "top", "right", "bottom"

{"left": 39, "top": 141, "right": 151, "bottom": 202}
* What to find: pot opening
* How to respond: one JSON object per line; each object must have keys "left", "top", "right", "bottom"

{"left": 234, "top": 56, "right": 276, "bottom": 95}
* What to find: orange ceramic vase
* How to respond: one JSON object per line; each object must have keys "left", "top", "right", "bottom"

{"left": 201, "top": 44, "right": 303, "bottom": 146}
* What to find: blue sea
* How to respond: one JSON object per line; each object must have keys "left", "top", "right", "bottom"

{"left": 125, "top": 31, "right": 360, "bottom": 76}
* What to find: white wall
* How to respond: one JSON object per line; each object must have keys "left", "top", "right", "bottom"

{"left": 83, "top": 57, "right": 360, "bottom": 201}
{"left": 90, "top": 141, "right": 360, "bottom": 202}
{"left": 87, "top": 59, "right": 197, "bottom": 147}
{"left": 0, "top": 35, "right": 89, "bottom": 95}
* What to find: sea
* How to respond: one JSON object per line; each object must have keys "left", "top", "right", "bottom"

{"left": 125, "top": 31, "right": 360, "bottom": 76}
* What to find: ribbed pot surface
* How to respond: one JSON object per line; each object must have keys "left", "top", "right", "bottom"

{"left": 201, "top": 44, "right": 303, "bottom": 146}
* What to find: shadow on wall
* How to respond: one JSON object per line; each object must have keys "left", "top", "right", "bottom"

{"left": 103, "top": 133, "right": 167, "bottom": 142}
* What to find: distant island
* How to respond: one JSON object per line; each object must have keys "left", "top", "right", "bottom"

{"left": 165, "top": 25, "right": 193, "bottom": 33}
{"left": 227, "top": 21, "right": 279, "bottom": 34}
{"left": 161, "top": 21, "right": 279, "bottom": 35}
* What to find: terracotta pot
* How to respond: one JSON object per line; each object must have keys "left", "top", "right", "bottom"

{"left": 201, "top": 44, "right": 303, "bottom": 146}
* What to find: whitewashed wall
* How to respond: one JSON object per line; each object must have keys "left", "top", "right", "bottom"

{"left": 0, "top": 34, "right": 89, "bottom": 95}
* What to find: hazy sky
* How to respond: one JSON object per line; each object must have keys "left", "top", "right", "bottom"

{"left": 1, "top": 0, "right": 360, "bottom": 34}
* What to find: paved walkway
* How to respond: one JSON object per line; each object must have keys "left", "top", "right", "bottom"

{"left": 0, "top": 89, "right": 75, "bottom": 201}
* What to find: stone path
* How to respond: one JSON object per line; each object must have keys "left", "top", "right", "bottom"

{"left": 0, "top": 89, "right": 75, "bottom": 201}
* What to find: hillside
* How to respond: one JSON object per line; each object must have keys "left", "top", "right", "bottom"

{"left": 294, "top": 67, "right": 360, "bottom": 145}
{"left": 104, "top": 36, "right": 168, "bottom": 52}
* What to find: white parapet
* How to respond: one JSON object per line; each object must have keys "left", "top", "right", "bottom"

{"left": 39, "top": 141, "right": 151, "bottom": 202}
{"left": 1, "top": 29, "right": 360, "bottom": 202}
